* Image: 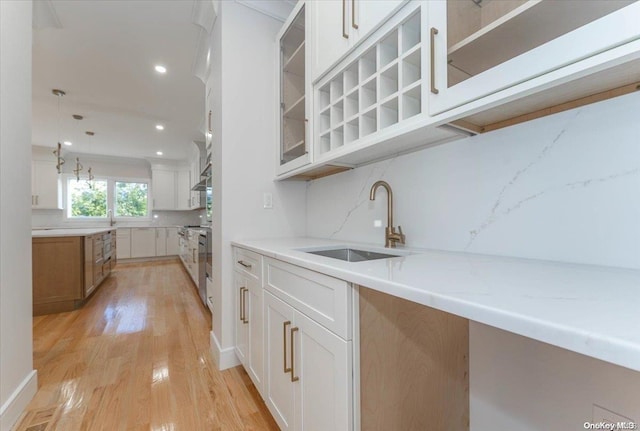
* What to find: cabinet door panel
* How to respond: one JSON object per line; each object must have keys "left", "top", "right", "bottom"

{"left": 166, "top": 228, "right": 179, "bottom": 255}
{"left": 294, "top": 311, "right": 352, "bottom": 431}
{"left": 32, "top": 160, "right": 62, "bottom": 209}
{"left": 311, "top": 0, "right": 351, "bottom": 82}
{"left": 246, "top": 276, "right": 264, "bottom": 394}
{"left": 155, "top": 228, "right": 167, "bottom": 256}
{"left": 264, "top": 291, "right": 296, "bottom": 431}
{"left": 235, "top": 271, "right": 249, "bottom": 365}
{"left": 130, "top": 228, "right": 156, "bottom": 258}
{"left": 116, "top": 229, "right": 131, "bottom": 259}
{"left": 151, "top": 169, "right": 176, "bottom": 210}
{"left": 354, "top": 0, "right": 405, "bottom": 39}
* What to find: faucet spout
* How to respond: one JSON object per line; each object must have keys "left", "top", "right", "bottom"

{"left": 369, "top": 180, "right": 405, "bottom": 248}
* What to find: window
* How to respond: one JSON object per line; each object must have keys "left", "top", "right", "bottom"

{"left": 66, "top": 177, "right": 150, "bottom": 219}
{"left": 115, "top": 181, "right": 148, "bottom": 217}
{"left": 68, "top": 179, "right": 108, "bottom": 217}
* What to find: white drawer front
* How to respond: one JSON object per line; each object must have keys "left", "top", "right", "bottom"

{"left": 264, "top": 257, "right": 351, "bottom": 340}
{"left": 234, "top": 247, "right": 262, "bottom": 280}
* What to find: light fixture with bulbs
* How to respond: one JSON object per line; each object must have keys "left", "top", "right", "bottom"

{"left": 52, "top": 89, "right": 66, "bottom": 173}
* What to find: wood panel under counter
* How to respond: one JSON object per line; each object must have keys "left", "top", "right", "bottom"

{"left": 32, "top": 229, "right": 116, "bottom": 315}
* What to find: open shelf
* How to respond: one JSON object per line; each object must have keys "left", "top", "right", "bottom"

{"left": 330, "top": 74, "right": 344, "bottom": 102}
{"left": 360, "top": 47, "right": 377, "bottom": 82}
{"left": 380, "top": 63, "right": 399, "bottom": 100}
{"left": 319, "top": 107, "right": 331, "bottom": 134}
{"left": 331, "top": 98, "right": 344, "bottom": 127}
{"left": 345, "top": 118, "right": 359, "bottom": 144}
{"left": 402, "top": 47, "right": 421, "bottom": 88}
{"left": 319, "top": 131, "right": 331, "bottom": 155}
{"left": 447, "top": 1, "right": 630, "bottom": 77}
{"left": 401, "top": 11, "right": 421, "bottom": 54}
{"left": 380, "top": 97, "right": 399, "bottom": 130}
{"left": 402, "top": 84, "right": 421, "bottom": 120}
{"left": 284, "top": 41, "right": 305, "bottom": 76}
{"left": 345, "top": 89, "right": 359, "bottom": 119}
{"left": 379, "top": 29, "right": 399, "bottom": 68}
{"left": 318, "top": 83, "right": 330, "bottom": 111}
{"left": 361, "top": 78, "right": 377, "bottom": 110}
{"left": 344, "top": 62, "right": 359, "bottom": 93}
{"left": 361, "top": 107, "right": 377, "bottom": 138}
{"left": 331, "top": 126, "right": 344, "bottom": 150}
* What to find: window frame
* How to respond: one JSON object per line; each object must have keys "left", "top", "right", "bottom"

{"left": 63, "top": 175, "right": 151, "bottom": 222}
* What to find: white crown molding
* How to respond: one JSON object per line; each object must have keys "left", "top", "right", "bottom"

{"left": 234, "top": 0, "right": 296, "bottom": 23}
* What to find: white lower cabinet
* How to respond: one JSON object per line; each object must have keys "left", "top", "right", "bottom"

{"left": 264, "top": 291, "right": 353, "bottom": 431}
{"left": 166, "top": 227, "right": 179, "bottom": 256}
{"left": 130, "top": 228, "right": 156, "bottom": 258}
{"left": 233, "top": 246, "right": 354, "bottom": 431}
{"left": 116, "top": 228, "right": 131, "bottom": 259}
{"left": 155, "top": 227, "right": 167, "bottom": 256}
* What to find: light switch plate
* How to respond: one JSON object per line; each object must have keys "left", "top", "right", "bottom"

{"left": 263, "top": 192, "right": 273, "bottom": 209}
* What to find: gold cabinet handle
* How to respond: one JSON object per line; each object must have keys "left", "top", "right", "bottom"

{"left": 208, "top": 110, "right": 212, "bottom": 132}
{"left": 283, "top": 321, "right": 292, "bottom": 374}
{"left": 239, "top": 287, "right": 245, "bottom": 322}
{"left": 237, "top": 260, "right": 252, "bottom": 269}
{"left": 290, "top": 327, "right": 299, "bottom": 382}
{"left": 342, "top": 0, "right": 349, "bottom": 39}
{"left": 352, "top": 0, "right": 358, "bottom": 29}
{"left": 242, "top": 287, "right": 249, "bottom": 324}
{"left": 430, "top": 27, "right": 439, "bottom": 95}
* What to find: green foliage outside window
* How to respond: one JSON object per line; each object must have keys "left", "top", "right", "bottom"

{"left": 69, "top": 180, "right": 107, "bottom": 217}
{"left": 115, "top": 182, "right": 148, "bottom": 217}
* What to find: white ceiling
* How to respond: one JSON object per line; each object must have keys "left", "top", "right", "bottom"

{"left": 32, "top": 0, "right": 206, "bottom": 161}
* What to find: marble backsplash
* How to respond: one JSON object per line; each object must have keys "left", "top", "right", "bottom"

{"left": 306, "top": 92, "right": 640, "bottom": 269}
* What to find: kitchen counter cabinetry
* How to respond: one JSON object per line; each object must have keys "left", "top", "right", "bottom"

{"left": 31, "top": 160, "right": 62, "bottom": 209}
{"left": 130, "top": 228, "right": 156, "bottom": 258}
{"left": 32, "top": 228, "right": 115, "bottom": 315}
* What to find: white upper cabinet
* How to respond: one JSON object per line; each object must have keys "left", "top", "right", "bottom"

{"left": 277, "top": 2, "right": 312, "bottom": 175}
{"left": 427, "top": 0, "right": 640, "bottom": 115}
{"left": 151, "top": 169, "right": 176, "bottom": 210}
{"left": 32, "top": 160, "right": 62, "bottom": 209}
{"left": 176, "top": 169, "right": 191, "bottom": 210}
{"left": 311, "top": 0, "right": 406, "bottom": 82}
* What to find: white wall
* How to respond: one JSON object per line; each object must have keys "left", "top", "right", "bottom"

{"left": 0, "top": 1, "right": 38, "bottom": 429}
{"left": 306, "top": 93, "right": 640, "bottom": 428}
{"left": 307, "top": 92, "right": 640, "bottom": 270}
{"left": 31, "top": 148, "right": 200, "bottom": 228}
{"left": 470, "top": 322, "right": 640, "bottom": 430}
{"left": 209, "top": 1, "right": 307, "bottom": 368}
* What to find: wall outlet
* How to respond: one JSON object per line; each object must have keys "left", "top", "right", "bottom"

{"left": 593, "top": 404, "right": 634, "bottom": 424}
{"left": 263, "top": 192, "right": 273, "bottom": 209}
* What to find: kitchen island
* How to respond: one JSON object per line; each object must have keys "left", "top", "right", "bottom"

{"left": 32, "top": 228, "right": 116, "bottom": 315}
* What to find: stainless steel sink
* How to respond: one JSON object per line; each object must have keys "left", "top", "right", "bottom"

{"left": 305, "top": 248, "right": 402, "bottom": 262}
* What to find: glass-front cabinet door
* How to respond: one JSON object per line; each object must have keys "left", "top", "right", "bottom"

{"left": 278, "top": 2, "right": 311, "bottom": 176}
{"left": 427, "top": 0, "right": 640, "bottom": 115}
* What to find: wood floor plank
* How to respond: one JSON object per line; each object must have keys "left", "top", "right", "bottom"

{"left": 16, "top": 261, "right": 278, "bottom": 431}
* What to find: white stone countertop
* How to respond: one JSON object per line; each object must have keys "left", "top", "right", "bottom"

{"left": 232, "top": 237, "right": 640, "bottom": 373}
{"left": 32, "top": 228, "right": 116, "bottom": 237}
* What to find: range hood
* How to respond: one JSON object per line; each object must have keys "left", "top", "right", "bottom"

{"left": 191, "top": 178, "right": 207, "bottom": 191}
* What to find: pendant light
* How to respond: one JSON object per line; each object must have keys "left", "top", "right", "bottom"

{"left": 51, "top": 89, "right": 66, "bottom": 173}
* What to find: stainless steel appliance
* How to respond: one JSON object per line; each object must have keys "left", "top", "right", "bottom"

{"left": 205, "top": 228, "right": 212, "bottom": 281}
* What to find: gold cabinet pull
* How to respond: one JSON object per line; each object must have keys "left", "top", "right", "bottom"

{"left": 237, "top": 260, "right": 252, "bottom": 269}
{"left": 239, "top": 287, "right": 245, "bottom": 322}
{"left": 208, "top": 110, "right": 212, "bottom": 132}
{"left": 242, "top": 288, "right": 249, "bottom": 324}
{"left": 283, "top": 321, "right": 292, "bottom": 374}
{"left": 342, "top": 0, "right": 349, "bottom": 39}
{"left": 430, "top": 27, "right": 439, "bottom": 94}
{"left": 352, "top": 0, "right": 358, "bottom": 29}
{"left": 290, "top": 327, "right": 299, "bottom": 382}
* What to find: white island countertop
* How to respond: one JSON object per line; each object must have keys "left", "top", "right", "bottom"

{"left": 232, "top": 237, "right": 640, "bottom": 373}
{"left": 32, "top": 227, "right": 116, "bottom": 237}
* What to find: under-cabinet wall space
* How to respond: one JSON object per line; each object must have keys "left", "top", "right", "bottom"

{"left": 359, "top": 286, "right": 469, "bottom": 431}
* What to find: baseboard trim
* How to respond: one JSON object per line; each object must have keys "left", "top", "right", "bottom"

{"left": 0, "top": 370, "right": 37, "bottom": 431}
{"left": 210, "top": 331, "right": 240, "bottom": 371}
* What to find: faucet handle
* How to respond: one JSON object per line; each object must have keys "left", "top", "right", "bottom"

{"left": 397, "top": 225, "right": 405, "bottom": 244}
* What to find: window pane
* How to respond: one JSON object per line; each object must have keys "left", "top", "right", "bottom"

{"left": 115, "top": 181, "right": 148, "bottom": 217}
{"left": 69, "top": 180, "right": 107, "bottom": 217}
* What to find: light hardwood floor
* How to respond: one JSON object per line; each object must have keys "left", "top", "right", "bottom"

{"left": 15, "top": 260, "right": 278, "bottom": 431}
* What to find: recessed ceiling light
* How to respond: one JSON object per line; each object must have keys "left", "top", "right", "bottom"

{"left": 156, "top": 151, "right": 163, "bottom": 156}
{"left": 155, "top": 124, "right": 164, "bottom": 131}
{"left": 154, "top": 65, "right": 167, "bottom": 74}
{"left": 63, "top": 141, "right": 72, "bottom": 146}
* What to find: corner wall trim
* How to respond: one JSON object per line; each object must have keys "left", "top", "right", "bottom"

{"left": 0, "top": 370, "right": 37, "bottom": 431}
{"left": 210, "top": 331, "right": 241, "bottom": 371}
